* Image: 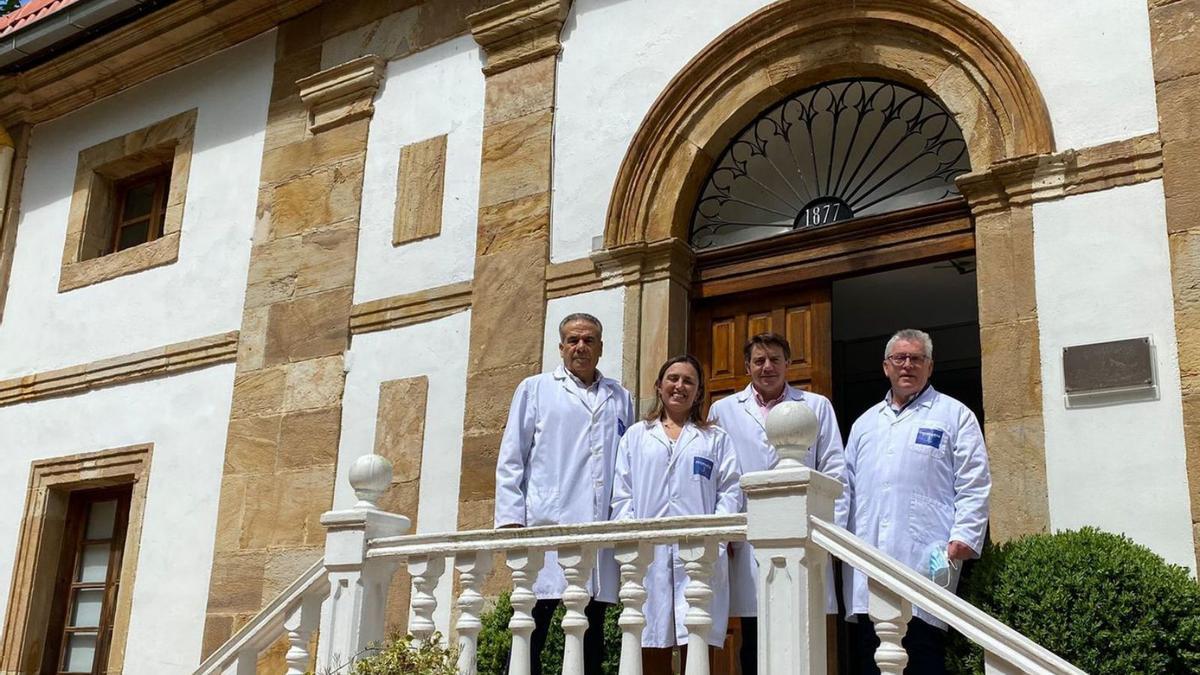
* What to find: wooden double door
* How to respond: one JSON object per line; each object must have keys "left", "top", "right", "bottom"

{"left": 692, "top": 284, "right": 833, "bottom": 410}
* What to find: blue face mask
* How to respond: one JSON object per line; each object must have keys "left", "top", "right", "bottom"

{"left": 928, "top": 544, "right": 961, "bottom": 589}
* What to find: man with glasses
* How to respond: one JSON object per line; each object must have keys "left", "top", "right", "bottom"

{"left": 842, "top": 329, "right": 991, "bottom": 674}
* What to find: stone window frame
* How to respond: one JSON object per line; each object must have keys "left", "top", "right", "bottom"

{"left": 0, "top": 444, "right": 152, "bottom": 673}
{"left": 59, "top": 109, "right": 197, "bottom": 292}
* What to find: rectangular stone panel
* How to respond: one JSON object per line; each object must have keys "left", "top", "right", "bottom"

{"left": 373, "top": 376, "right": 428, "bottom": 633}
{"left": 394, "top": 135, "right": 448, "bottom": 245}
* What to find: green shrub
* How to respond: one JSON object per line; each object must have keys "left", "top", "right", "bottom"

{"left": 477, "top": 593, "right": 623, "bottom": 675}
{"left": 947, "top": 527, "right": 1200, "bottom": 674}
{"left": 348, "top": 632, "right": 458, "bottom": 675}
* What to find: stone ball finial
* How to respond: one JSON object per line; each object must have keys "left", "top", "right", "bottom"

{"left": 349, "top": 453, "right": 394, "bottom": 509}
{"left": 765, "top": 401, "right": 819, "bottom": 468}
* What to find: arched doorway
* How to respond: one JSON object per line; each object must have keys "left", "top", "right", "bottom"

{"left": 688, "top": 78, "right": 977, "bottom": 423}
{"left": 597, "top": 0, "right": 1056, "bottom": 546}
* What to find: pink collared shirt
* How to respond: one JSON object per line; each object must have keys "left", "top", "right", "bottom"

{"left": 754, "top": 386, "right": 788, "bottom": 420}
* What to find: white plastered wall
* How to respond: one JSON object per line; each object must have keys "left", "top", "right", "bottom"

{"left": 0, "top": 364, "right": 236, "bottom": 674}
{"left": 551, "top": 0, "right": 1160, "bottom": 264}
{"left": 551, "top": 0, "right": 775, "bottom": 263}
{"left": 960, "top": 0, "right": 1159, "bottom": 149}
{"left": 354, "top": 36, "right": 485, "bottom": 304}
{"left": 1033, "top": 181, "right": 1195, "bottom": 571}
{"left": 335, "top": 310, "right": 471, "bottom": 631}
{"left": 0, "top": 32, "right": 275, "bottom": 378}
{"left": 541, "top": 288, "right": 626, "bottom": 383}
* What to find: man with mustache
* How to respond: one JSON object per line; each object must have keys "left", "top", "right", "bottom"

{"left": 494, "top": 313, "right": 634, "bottom": 675}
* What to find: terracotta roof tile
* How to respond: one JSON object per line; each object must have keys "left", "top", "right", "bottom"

{"left": 0, "top": 0, "right": 84, "bottom": 39}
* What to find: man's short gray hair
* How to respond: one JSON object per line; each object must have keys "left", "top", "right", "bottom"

{"left": 559, "top": 312, "right": 603, "bottom": 339}
{"left": 884, "top": 329, "right": 933, "bottom": 360}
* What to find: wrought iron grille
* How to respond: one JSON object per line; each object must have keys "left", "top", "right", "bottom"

{"left": 690, "top": 79, "right": 971, "bottom": 250}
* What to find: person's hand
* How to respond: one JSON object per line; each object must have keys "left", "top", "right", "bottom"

{"left": 498, "top": 523, "right": 524, "bottom": 529}
{"left": 947, "top": 540, "right": 974, "bottom": 561}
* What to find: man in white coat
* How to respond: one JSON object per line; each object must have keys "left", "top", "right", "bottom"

{"left": 843, "top": 329, "right": 990, "bottom": 675}
{"left": 707, "top": 332, "right": 846, "bottom": 675}
{"left": 494, "top": 313, "right": 634, "bottom": 675}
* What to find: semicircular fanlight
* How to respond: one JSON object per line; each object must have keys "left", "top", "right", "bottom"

{"left": 690, "top": 79, "right": 971, "bottom": 250}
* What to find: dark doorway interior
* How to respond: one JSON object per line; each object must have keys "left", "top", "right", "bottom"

{"left": 830, "top": 256, "right": 983, "bottom": 442}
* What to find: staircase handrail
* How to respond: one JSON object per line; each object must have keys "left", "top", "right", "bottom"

{"left": 808, "top": 517, "right": 1086, "bottom": 674}
{"left": 365, "top": 513, "right": 747, "bottom": 559}
{"left": 193, "top": 558, "right": 328, "bottom": 675}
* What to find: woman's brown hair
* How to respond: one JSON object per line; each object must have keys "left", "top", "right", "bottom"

{"left": 643, "top": 354, "right": 714, "bottom": 429}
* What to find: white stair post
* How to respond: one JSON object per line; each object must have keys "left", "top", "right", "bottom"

{"left": 742, "top": 401, "right": 843, "bottom": 675}
{"left": 615, "top": 541, "right": 652, "bottom": 675}
{"left": 455, "top": 550, "right": 494, "bottom": 675}
{"left": 679, "top": 538, "right": 718, "bottom": 675}
{"left": 558, "top": 545, "right": 597, "bottom": 675}
{"left": 867, "top": 580, "right": 911, "bottom": 675}
{"left": 506, "top": 547, "right": 547, "bottom": 675}
{"left": 316, "top": 453, "right": 411, "bottom": 671}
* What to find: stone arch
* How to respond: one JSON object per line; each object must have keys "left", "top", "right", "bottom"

{"left": 603, "top": 0, "right": 1055, "bottom": 249}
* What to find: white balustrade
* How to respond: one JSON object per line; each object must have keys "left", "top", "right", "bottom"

{"left": 615, "top": 541, "right": 652, "bottom": 675}
{"left": 199, "top": 405, "right": 1087, "bottom": 675}
{"left": 506, "top": 547, "right": 547, "bottom": 675}
{"left": 868, "top": 580, "right": 912, "bottom": 674}
{"left": 558, "top": 545, "right": 597, "bottom": 675}
{"left": 194, "top": 560, "right": 328, "bottom": 675}
{"left": 455, "top": 550, "right": 493, "bottom": 675}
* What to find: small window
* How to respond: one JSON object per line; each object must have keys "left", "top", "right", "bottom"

{"left": 60, "top": 109, "right": 196, "bottom": 292}
{"left": 109, "top": 169, "right": 171, "bottom": 254}
{"left": 41, "top": 486, "right": 132, "bottom": 675}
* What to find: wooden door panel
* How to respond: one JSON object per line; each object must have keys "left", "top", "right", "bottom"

{"left": 709, "top": 317, "right": 738, "bottom": 380}
{"left": 692, "top": 284, "right": 832, "bottom": 413}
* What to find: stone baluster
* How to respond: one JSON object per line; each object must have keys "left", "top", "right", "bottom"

{"left": 868, "top": 579, "right": 912, "bottom": 674}
{"left": 316, "top": 454, "right": 411, "bottom": 671}
{"left": 615, "top": 541, "right": 652, "bottom": 675}
{"left": 455, "top": 550, "right": 494, "bottom": 675}
{"left": 409, "top": 554, "right": 447, "bottom": 646}
{"left": 679, "top": 539, "right": 718, "bottom": 675}
{"left": 742, "top": 401, "right": 841, "bottom": 675}
{"left": 558, "top": 545, "right": 597, "bottom": 675}
{"left": 283, "top": 592, "right": 322, "bottom": 674}
{"left": 507, "top": 547, "right": 547, "bottom": 675}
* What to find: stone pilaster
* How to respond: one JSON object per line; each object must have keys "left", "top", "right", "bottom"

{"left": 1149, "top": 0, "right": 1200, "bottom": 566}
{"left": 200, "top": 17, "right": 381, "bottom": 655}
{"left": 456, "top": 0, "right": 570, "bottom": 532}
{"left": 958, "top": 164, "right": 1051, "bottom": 542}
{"left": 593, "top": 238, "right": 695, "bottom": 414}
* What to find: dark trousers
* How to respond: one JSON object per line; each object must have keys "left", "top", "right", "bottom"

{"left": 852, "top": 615, "right": 946, "bottom": 675}
{"left": 738, "top": 617, "right": 758, "bottom": 675}
{"left": 530, "top": 598, "right": 609, "bottom": 675}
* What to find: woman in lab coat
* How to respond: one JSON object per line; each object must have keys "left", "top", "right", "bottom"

{"left": 611, "top": 354, "right": 742, "bottom": 672}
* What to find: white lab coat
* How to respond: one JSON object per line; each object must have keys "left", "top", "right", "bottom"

{"left": 842, "top": 386, "right": 990, "bottom": 629}
{"left": 495, "top": 366, "right": 635, "bottom": 602}
{"left": 611, "top": 420, "right": 742, "bottom": 648}
{"left": 708, "top": 384, "right": 847, "bottom": 616}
